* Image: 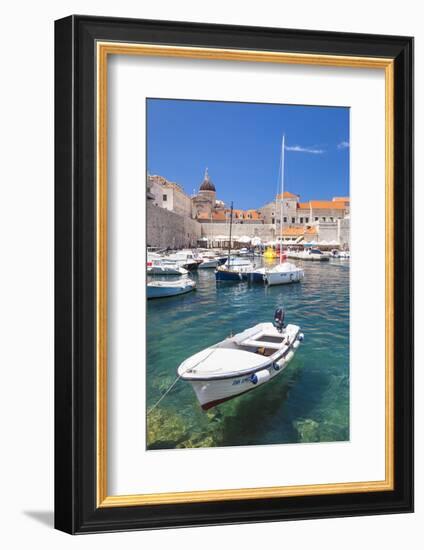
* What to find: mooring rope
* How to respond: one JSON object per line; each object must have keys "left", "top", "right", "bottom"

{"left": 146, "top": 348, "right": 219, "bottom": 416}
{"left": 147, "top": 375, "right": 182, "bottom": 416}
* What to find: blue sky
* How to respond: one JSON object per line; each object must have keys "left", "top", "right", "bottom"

{"left": 147, "top": 99, "right": 349, "bottom": 210}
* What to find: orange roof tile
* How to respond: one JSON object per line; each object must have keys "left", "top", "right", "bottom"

{"left": 282, "top": 226, "right": 317, "bottom": 236}
{"left": 305, "top": 226, "right": 318, "bottom": 235}
{"left": 309, "top": 200, "right": 346, "bottom": 210}
{"left": 211, "top": 211, "right": 227, "bottom": 221}
{"left": 276, "top": 191, "right": 299, "bottom": 200}
{"left": 297, "top": 202, "right": 311, "bottom": 210}
{"left": 333, "top": 197, "right": 350, "bottom": 202}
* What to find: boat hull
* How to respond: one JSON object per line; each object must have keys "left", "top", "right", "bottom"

{"left": 147, "top": 266, "right": 187, "bottom": 275}
{"left": 147, "top": 283, "right": 195, "bottom": 299}
{"left": 188, "top": 346, "right": 298, "bottom": 410}
{"left": 264, "top": 269, "right": 303, "bottom": 286}
{"left": 287, "top": 253, "right": 329, "bottom": 262}
{"left": 199, "top": 259, "right": 219, "bottom": 269}
{"left": 215, "top": 269, "right": 244, "bottom": 282}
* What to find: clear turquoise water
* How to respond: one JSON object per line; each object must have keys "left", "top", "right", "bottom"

{"left": 146, "top": 259, "right": 349, "bottom": 450}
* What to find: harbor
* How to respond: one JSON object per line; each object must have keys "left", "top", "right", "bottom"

{"left": 146, "top": 257, "right": 349, "bottom": 449}
{"left": 146, "top": 99, "right": 350, "bottom": 450}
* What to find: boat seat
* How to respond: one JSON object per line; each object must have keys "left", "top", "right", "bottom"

{"left": 240, "top": 338, "right": 282, "bottom": 350}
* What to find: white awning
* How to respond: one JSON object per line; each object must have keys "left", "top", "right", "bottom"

{"left": 237, "top": 236, "right": 252, "bottom": 243}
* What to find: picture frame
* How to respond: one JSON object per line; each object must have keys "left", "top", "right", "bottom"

{"left": 54, "top": 15, "right": 413, "bottom": 534}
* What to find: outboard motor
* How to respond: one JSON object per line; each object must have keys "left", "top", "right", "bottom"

{"left": 273, "top": 307, "right": 285, "bottom": 333}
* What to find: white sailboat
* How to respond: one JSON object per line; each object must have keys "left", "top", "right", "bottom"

{"left": 261, "top": 136, "right": 304, "bottom": 286}
{"left": 178, "top": 308, "right": 304, "bottom": 410}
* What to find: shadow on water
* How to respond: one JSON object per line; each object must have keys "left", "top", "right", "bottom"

{"left": 146, "top": 260, "right": 350, "bottom": 450}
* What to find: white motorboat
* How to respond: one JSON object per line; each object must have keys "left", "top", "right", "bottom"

{"left": 166, "top": 251, "right": 201, "bottom": 271}
{"left": 147, "top": 258, "right": 189, "bottom": 276}
{"left": 198, "top": 253, "right": 220, "bottom": 269}
{"left": 263, "top": 262, "right": 304, "bottom": 285}
{"left": 147, "top": 278, "right": 196, "bottom": 299}
{"left": 330, "top": 249, "right": 350, "bottom": 259}
{"left": 239, "top": 247, "right": 251, "bottom": 256}
{"left": 288, "top": 248, "right": 330, "bottom": 261}
{"left": 199, "top": 258, "right": 219, "bottom": 269}
{"left": 178, "top": 308, "right": 303, "bottom": 410}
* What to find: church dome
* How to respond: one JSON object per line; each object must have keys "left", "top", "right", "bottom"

{"left": 199, "top": 168, "right": 216, "bottom": 192}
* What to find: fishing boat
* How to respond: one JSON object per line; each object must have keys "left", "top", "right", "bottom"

{"left": 147, "top": 258, "right": 189, "bottom": 276}
{"left": 147, "top": 277, "right": 196, "bottom": 299}
{"left": 261, "top": 135, "right": 304, "bottom": 285}
{"left": 177, "top": 307, "right": 304, "bottom": 410}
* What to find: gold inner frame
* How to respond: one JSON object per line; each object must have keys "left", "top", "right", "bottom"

{"left": 96, "top": 42, "right": 395, "bottom": 508}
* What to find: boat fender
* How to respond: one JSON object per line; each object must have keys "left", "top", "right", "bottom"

{"left": 298, "top": 333, "right": 304, "bottom": 342}
{"left": 250, "top": 369, "right": 271, "bottom": 385}
{"left": 273, "top": 362, "right": 280, "bottom": 371}
{"left": 249, "top": 373, "right": 258, "bottom": 384}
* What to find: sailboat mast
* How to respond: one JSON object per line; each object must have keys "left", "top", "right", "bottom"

{"left": 227, "top": 201, "right": 233, "bottom": 265}
{"left": 280, "top": 135, "right": 285, "bottom": 263}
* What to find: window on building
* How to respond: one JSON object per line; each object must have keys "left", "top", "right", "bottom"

{"left": 163, "top": 194, "right": 167, "bottom": 201}
{"left": 300, "top": 217, "right": 303, "bottom": 224}
{"left": 315, "top": 217, "right": 319, "bottom": 222}
{"left": 322, "top": 217, "right": 326, "bottom": 222}
{"left": 330, "top": 217, "right": 334, "bottom": 222}
{"left": 271, "top": 217, "right": 275, "bottom": 224}
{"left": 291, "top": 217, "right": 295, "bottom": 224}
{"left": 283, "top": 217, "right": 287, "bottom": 223}
{"left": 305, "top": 217, "right": 309, "bottom": 223}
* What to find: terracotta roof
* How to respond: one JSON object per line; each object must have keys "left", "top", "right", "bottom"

{"left": 211, "top": 211, "right": 227, "bottom": 221}
{"left": 305, "top": 226, "right": 318, "bottom": 235}
{"left": 246, "top": 210, "right": 262, "bottom": 219}
{"left": 309, "top": 200, "right": 346, "bottom": 210}
{"left": 333, "top": 197, "right": 350, "bottom": 202}
{"left": 297, "top": 202, "right": 311, "bottom": 210}
{"left": 276, "top": 191, "right": 299, "bottom": 200}
{"left": 282, "top": 226, "right": 317, "bottom": 236}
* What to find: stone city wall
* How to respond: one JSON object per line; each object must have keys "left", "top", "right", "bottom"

{"left": 200, "top": 223, "right": 277, "bottom": 241}
{"left": 147, "top": 202, "right": 201, "bottom": 249}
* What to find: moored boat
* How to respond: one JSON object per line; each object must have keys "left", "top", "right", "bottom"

{"left": 147, "top": 258, "right": 189, "bottom": 276}
{"left": 260, "top": 135, "right": 304, "bottom": 285}
{"left": 177, "top": 308, "right": 303, "bottom": 410}
{"left": 263, "top": 262, "right": 304, "bottom": 285}
{"left": 287, "top": 248, "right": 329, "bottom": 261}
{"left": 330, "top": 249, "right": 350, "bottom": 259}
{"left": 147, "top": 278, "right": 196, "bottom": 299}
{"left": 165, "top": 251, "right": 200, "bottom": 271}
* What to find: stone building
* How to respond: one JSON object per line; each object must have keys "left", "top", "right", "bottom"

{"left": 259, "top": 193, "right": 349, "bottom": 226}
{"left": 147, "top": 174, "right": 192, "bottom": 217}
{"left": 191, "top": 169, "right": 217, "bottom": 219}
{"left": 146, "top": 169, "right": 350, "bottom": 249}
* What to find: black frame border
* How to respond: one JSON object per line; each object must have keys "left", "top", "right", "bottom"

{"left": 54, "top": 15, "right": 414, "bottom": 534}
